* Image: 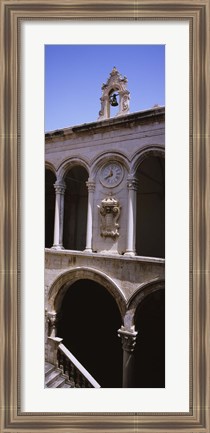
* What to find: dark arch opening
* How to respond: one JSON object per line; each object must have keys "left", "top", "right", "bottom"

{"left": 57, "top": 279, "right": 123, "bottom": 388}
{"left": 45, "top": 169, "right": 56, "bottom": 248}
{"left": 63, "top": 166, "right": 88, "bottom": 250}
{"left": 136, "top": 156, "right": 165, "bottom": 258}
{"left": 134, "top": 289, "right": 165, "bottom": 387}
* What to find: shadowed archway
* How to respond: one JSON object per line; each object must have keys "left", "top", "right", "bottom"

{"left": 136, "top": 155, "right": 165, "bottom": 258}
{"left": 45, "top": 169, "right": 56, "bottom": 247}
{"left": 63, "top": 166, "right": 88, "bottom": 250}
{"left": 134, "top": 289, "right": 165, "bottom": 387}
{"left": 57, "top": 279, "right": 123, "bottom": 388}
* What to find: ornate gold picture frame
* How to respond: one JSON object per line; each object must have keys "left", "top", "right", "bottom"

{"left": 1, "top": 0, "right": 210, "bottom": 431}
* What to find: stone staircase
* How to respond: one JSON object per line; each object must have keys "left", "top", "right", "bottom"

{"left": 45, "top": 361, "right": 73, "bottom": 388}
{"left": 46, "top": 339, "right": 101, "bottom": 388}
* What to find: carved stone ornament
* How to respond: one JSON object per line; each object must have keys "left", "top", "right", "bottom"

{"left": 47, "top": 311, "right": 57, "bottom": 337}
{"left": 54, "top": 179, "right": 66, "bottom": 195}
{"left": 118, "top": 326, "right": 138, "bottom": 353}
{"left": 98, "top": 195, "right": 121, "bottom": 238}
{"left": 98, "top": 66, "right": 130, "bottom": 120}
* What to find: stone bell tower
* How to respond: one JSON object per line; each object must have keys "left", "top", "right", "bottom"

{"left": 98, "top": 67, "right": 130, "bottom": 120}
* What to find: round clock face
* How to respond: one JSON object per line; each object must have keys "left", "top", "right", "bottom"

{"left": 100, "top": 162, "right": 124, "bottom": 187}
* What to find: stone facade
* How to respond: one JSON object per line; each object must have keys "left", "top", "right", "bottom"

{"left": 45, "top": 69, "right": 165, "bottom": 388}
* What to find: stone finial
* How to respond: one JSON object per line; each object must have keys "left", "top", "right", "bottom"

{"left": 98, "top": 67, "right": 130, "bottom": 120}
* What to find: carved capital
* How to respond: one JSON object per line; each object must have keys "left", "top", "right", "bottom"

{"left": 118, "top": 326, "right": 138, "bottom": 353}
{"left": 127, "top": 177, "right": 138, "bottom": 191}
{"left": 86, "top": 180, "right": 95, "bottom": 192}
{"left": 54, "top": 180, "right": 66, "bottom": 195}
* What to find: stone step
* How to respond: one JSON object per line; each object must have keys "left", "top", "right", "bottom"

{"left": 45, "top": 362, "right": 55, "bottom": 376}
{"left": 47, "top": 376, "right": 66, "bottom": 388}
{"left": 45, "top": 368, "right": 62, "bottom": 386}
{"left": 45, "top": 362, "right": 75, "bottom": 388}
{"left": 62, "top": 383, "right": 72, "bottom": 388}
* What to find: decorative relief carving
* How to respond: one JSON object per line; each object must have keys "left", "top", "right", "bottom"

{"left": 98, "top": 97, "right": 106, "bottom": 118}
{"left": 122, "top": 93, "right": 130, "bottom": 111}
{"left": 47, "top": 311, "right": 57, "bottom": 337}
{"left": 98, "top": 195, "right": 121, "bottom": 238}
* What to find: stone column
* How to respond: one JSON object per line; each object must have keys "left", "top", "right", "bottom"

{"left": 124, "top": 176, "right": 138, "bottom": 256}
{"left": 118, "top": 326, "right": 138, "bottom": 388}
{"left": 85, "top": 180, "right": 95, "bottom": 252}
{"left": 52, "top": 179, "right": 66, "bottom": 250}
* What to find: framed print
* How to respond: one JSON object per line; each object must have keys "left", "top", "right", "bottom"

{"left": 1, "top": 0, "right": 210, "bottom": 432}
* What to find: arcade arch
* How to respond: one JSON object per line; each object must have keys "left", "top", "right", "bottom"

{"left": 134, "top": 288, "right": 165, "bottom": 387}
{"left": 90, "top": 151, "right": 130, "bottom": 180}
{"left": 57, "top": 278, "right": 123, "bottom": 387}
{"left": 120, "top": 280, "right": 165, "bottom": 388}
{"left": 63, "top": 165, "right": 88, "bottom": 250}
{"left": 135, "top": 153, "right": 165, "bottom": 258}
{"left": 48, "top": 267, "right": 126, "bottom": 315}
{"left": 45, "top": 168, "right": 56, "bottom": 248}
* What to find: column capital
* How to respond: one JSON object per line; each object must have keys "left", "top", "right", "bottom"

{"left": 54, "top": 179, "right": 66, "bottom": 194}
{"left": 118, "top": 326, "right": 138, "bottom": 353}
{"left": 127, "top": 176, "right": 138, "bottom": 190}
{"left": 47, "top": 310, "right": 57, "bottom": 320}
{"left": 86, "top": 179, "right": 95, "bottom": 192}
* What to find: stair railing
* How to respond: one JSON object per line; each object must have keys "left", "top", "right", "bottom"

{"left": 57, "top": 343, "right": 101, "bottom": 388}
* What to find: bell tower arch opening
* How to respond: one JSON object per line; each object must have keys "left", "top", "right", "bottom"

{"left": 98, "top": 67, "right": 130, "bottom": 120}
{"left": 57, "top": 279, "right": 123, "bottom": 388}
{"left": 63, "top": 165, "right": 88, "bottom": 250}
{"left": 109, "top": 89, "right": 119, "bottom": 118}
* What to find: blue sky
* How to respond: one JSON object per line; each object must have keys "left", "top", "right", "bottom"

{"left": 45, "top": 45, "right": 165, "bottom": 132}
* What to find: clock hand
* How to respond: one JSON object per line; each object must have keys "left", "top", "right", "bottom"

{"left": 104, "top": 173, "right": 111, "bottom": 180}
{"left": 104, "top": 169, "right": 113, "bottom": 179}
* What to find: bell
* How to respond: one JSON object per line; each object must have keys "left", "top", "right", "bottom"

{"left": 110, "top": 93, "right": 118, "bottom": 107}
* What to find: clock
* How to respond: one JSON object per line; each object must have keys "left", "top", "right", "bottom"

{"left": 100, "top": 162, "right": 124, "bottom": 187}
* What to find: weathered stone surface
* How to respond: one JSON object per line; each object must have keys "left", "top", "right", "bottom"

{"left": 45, "top": 70, "right": 165, "bottom": 381}
{"left": 45, "top": 249, "right": 164, "bottom": 305}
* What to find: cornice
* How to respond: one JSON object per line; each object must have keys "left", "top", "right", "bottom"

{"left": 45, "top": 106, "right": 165, "bottom": 142}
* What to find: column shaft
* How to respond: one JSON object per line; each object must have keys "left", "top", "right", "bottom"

{"left": 85, "top": 180, "right": 95, "bottom": 252}
{"left": 118, "top": 326, "right": 138, "bottom": 388}
{"left": 125, "top": 177, "right": 138, "bottom": 255}
{"left": 122, "top": 351, "right": 135, "bottom": 388}
{"left": 52, "top": 180, "right": 66, "bottom": 249}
